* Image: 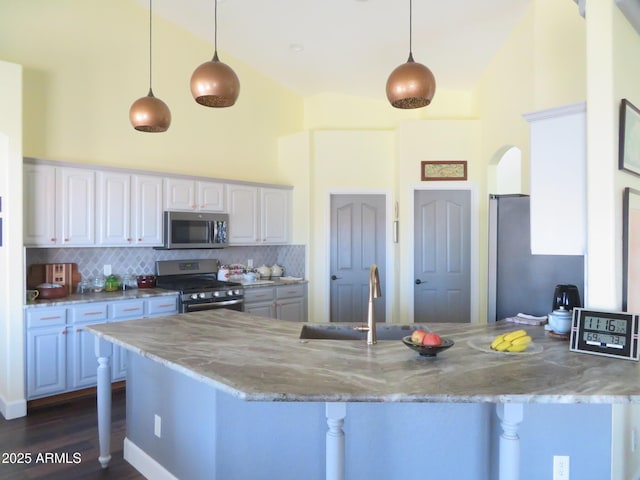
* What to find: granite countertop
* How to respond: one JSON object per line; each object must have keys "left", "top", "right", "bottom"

{"left": 24, "top": 288, "right": 179, "bottom": 308}
{"left": 85, "top": 310, "right": 640, "bottom": 404}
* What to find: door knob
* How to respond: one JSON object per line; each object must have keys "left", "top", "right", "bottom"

{"left": 331, "top": 275, "right": 341, "bottom": 280}
{"left": 415, "top": 279, "right": 426, "bottom": 285}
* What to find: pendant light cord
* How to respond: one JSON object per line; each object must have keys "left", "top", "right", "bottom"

{"left": 214, "top": 0, "right": 219, "bottom": 56}
{"left": 409, "top": 0, "right": 412, "bottom": 56}
{"left": 148, "top": 0, "right": 153, "bottom": 92}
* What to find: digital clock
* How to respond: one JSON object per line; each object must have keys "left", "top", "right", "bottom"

{"left": 570, "top": 308, "right": 639, "bottom": 361}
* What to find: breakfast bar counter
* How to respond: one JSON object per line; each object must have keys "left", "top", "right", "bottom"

{"left": 86, "top": 310, "right": 640, "bottom": 479}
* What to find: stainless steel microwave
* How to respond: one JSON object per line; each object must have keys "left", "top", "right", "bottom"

{"left": 158, "top": 211, "right": 229, "bottom": 249}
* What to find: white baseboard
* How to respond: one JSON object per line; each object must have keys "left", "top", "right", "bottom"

{"left": 124, "top": 437, "right": 179, "bottom": 480}
{"left": 0, "top": 393, "right": 26, "bottom": 420}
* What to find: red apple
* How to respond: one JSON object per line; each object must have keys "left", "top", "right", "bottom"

{"left": 422, "top": 333, "right": 442, "bottom": 346}
{"left": 410, "top": 329, "right": 427, "bottom": 345}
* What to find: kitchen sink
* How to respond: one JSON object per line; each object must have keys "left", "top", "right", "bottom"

{"left": 299, "top": 324, "right": 429, "bottom": 341}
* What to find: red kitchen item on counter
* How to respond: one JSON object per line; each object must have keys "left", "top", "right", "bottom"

{"left": 136, "top": 275, "right": 156, "bottom": 288}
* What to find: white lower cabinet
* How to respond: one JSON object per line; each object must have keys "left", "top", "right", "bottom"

{"left": 25, "top": 294, "right": 178, "bottom": 400}
{"left": 244, "top": 284, "right": 307, "bottom": 322}
{"left": 68, "top": 303, "right": 108, "bottom": 389}
{"left": 25, "top": 307, "right": 67, "bottom": 399}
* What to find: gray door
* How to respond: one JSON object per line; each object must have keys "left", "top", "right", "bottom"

{"left": 330, "top": 194, "right": 386, "bottom": 323}
{"left": 414, "top": 190, "right": 471, "bottom": 323}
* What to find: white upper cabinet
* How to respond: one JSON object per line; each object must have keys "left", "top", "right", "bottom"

{"left": 132, "top": 174, "right": 164, "bottom": 246}
{"left": 24, "top": 164, "right": 95, "bottom": 246}
{"left": 524, "top": 102, "right": 586, "bottom": 255}
{"left": 227, "top": 185, "right": 290, "bottom": 245}
{"left": 164, "top": 178, "right": 225, "bottom": 212}
{"left": 96, "top": 172, "right": 163, "bottom": 246}
{"left": 24, "top": 160, "right": 290, "bottom": 248}
{"left": 261, "top": 187, "right": 290, "bottom": 244}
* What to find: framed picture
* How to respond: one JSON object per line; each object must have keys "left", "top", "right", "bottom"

{"left": 623, "top": 187, "right": 640, "bottom": 312}
{"left": 421, "top": 161, "right": 467, "bottom": 181}
{"left": 619, "top": 99, "right": 640, "bottom": 176}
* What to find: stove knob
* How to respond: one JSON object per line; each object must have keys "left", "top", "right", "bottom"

{"left": 199, "top": 292, "right": 206, "bottom": 299}
{"left": 234, "top": 289, "right": 242, "bottom": 295}
{"left": 213, "top": 291, "right": 221, "bottom": 298}
{"left": 190, "top": 293, "right": 198, "bottom": 300}
{"left": 227, "top": 290, "right": 234, "bottom": 296}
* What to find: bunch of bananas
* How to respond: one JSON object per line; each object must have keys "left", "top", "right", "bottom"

{"left": 490, "top": 329, "right": 532, "bottom": 352}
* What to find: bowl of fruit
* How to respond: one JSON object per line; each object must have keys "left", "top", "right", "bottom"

{"left": 402, "top": 329, "right": 454, "bottom": 357}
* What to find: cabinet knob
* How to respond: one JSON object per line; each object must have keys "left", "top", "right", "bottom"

{"left": 63, "top": 238, "right": 69, "bottom": 242}
{"left": 50, "top": 238, "right": 56, "bottom": 242}
{"left": 76, "top": 328, "right": 82, "bottom": 333}
{"left": 61, "top": 330, "right": 68, "bottom": 335}
{"left": 137, "top": 238, "right": 142, "bottom": 242}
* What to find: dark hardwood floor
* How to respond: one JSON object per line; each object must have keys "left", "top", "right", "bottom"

{"left": 0, "top": 389, "right": 144, "bottom": 479}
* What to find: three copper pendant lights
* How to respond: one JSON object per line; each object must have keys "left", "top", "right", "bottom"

{"left": 130, "top": 0, "right": 435, "bottom": 133}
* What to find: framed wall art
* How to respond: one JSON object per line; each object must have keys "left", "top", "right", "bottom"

{"left": 619, "top": 99, "right": 640, "bottom": 176}
{"left": 623, "top": 187, "right": 640, "bottom": 312}
{"left": 421, "top": 161, "right": 467, "bottom": 181}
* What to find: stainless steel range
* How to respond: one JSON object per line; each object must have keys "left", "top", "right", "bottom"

{"left": 155, "top": 259, "right": 244, "bottom": 313}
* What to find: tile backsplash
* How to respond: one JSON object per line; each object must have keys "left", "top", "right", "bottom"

{"left": 26, "top": 245, "right": 306, "bottom": 281}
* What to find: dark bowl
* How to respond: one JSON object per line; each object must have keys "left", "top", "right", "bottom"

{"left": 402, "top": 336, "right": 454, "bottom": 357}
{"left": 37, "top": 285, "right": 68, "bottom": 299}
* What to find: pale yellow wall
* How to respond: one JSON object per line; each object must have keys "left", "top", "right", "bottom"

{"left": 0, "top": 0, "right": 304, "bottom": 184}
{"left": 0, "top": 60, "right": 26, "bottom": 419}
{"left": 591, "top": 2, "right": 640, "bottom": 476}
{"left": 304, "top": 89, "right": 476, "bottom": 131}
{"left": 308, "top": 130, "right": 395, "bottom": 323}
{"left": 396, "top": 120, "right": 481, "bottom": 323}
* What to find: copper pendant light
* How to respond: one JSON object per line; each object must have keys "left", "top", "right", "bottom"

{"left": 386, "top": 0, "right": 436, "bottom": 109}
{"left": 129, "top": 0, "right": 171, "bottom": 132}
{"left": 190, "top": 0, "right": 240, "bottom": 107}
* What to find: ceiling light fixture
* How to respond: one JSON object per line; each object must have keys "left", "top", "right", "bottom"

{"left": 129, "top": 0, "right": 171, "bottom": 132}
{"left": 190, "top": 0, "right": 240, "bottom": 107}
{"left": 385, "top": 0, "right": 436, "bottom": 109}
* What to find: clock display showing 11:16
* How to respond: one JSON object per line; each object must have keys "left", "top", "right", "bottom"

{"left": 584, "top": 316, "right": 627, "bottom": 334}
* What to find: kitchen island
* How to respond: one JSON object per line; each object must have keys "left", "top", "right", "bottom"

{"left": 86, "top": 310, "right": 640, "bottom": 480}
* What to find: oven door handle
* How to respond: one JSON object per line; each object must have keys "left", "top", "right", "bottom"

{"left": 185, "top": 298, "right": 244, "bottom": 312}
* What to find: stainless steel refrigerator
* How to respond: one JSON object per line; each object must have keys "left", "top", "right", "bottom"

{"left": 487, "top": 194, "right": 585, "bottom": 321}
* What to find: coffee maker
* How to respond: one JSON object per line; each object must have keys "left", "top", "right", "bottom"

{"left": 552, "top": 284, "right": 582, "bottom": 311}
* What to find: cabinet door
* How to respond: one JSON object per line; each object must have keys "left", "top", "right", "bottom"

{"left": 132, "top": 174, "right": 164, "bottom": 246}
{"left": 108, "top": 299, "right": 145, "bottom": 380}
{"left": 67, "top": 323, "right": 103, "bottom": 389}
{"left": 96, "top": 171, "right": 131, "bottom": 246}
{"left": 276, "top": 298, "right": 305, "bottom": 322}
{"left": 245, "top": 302, "right": 275, "bottom": 319}
{"left": 197, "top": 181, "right": 225, "bottom": 212}
{"left": 57, "top": 167, "right": 95, "bottom": 245}
{"left": 227, "top": 185, "right": 259, "bottom": 244}
{"left": 261, "top": 188, "right": 290, "bottom": 244}
{"left": 145, "top": 295, "right": 179, "bottom": 317}
{"left": 26, "top": 326, "right": 67, "bottom": 399}
{"left": 23, "top": 164, "right": 57, "bottom": 246}
{"left": 164, "top": 178, "right": 196, "bottom": 211}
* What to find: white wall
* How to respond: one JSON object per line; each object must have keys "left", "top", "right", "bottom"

{"left": 0, "top": 60, "right": 26, "bottom": 419}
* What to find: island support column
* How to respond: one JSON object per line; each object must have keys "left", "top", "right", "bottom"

{"left": 94, "top": 337, "right": 113, "bottom": 469}
{"left": 325, "top": 402, "right": 346, "bottom": 480}
{"left": 496, "top": 403, "right": 524, "bottom": 480}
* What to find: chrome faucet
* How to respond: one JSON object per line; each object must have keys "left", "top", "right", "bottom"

{"left": 354, "top": 264, "right": 382, "bottom": 344}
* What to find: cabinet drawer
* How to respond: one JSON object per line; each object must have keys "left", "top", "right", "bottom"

{"left": 244, "top": 287, "right": 276, "bottom": 303}
{"left": 109, "top": 299, "right": 145, "bottom": 320}
{"left": 26, "top": 308, "right": 67, "bottom": 328}
{"left": 146, "top": 296, "right": 179, "bottom": 317}
{"left": 70, "top": 303, "right": 108, "bottom": 323}
{"left": 276, "top": 283, "right": 305, "bottom": 299}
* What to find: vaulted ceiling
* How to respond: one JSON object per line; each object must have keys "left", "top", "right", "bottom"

{"left": 140, "top": 0, "right": 533, "bottom": 99}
